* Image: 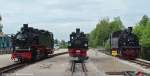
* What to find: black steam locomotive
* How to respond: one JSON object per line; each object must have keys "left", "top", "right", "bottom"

{"left": 11, "top": 24, "right": 54, "bottom": 62}
{"left": 68, "top": 28, "right": 88, "bottom": 62}
{"left": 110, "top": 27, "right": 140, "bottom": 59}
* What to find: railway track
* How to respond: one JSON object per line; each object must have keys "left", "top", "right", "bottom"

{"left": 98, "top": 49, "right": 150, "bottom": 68}
{"left": 0, "top": 51, "right": 68, "bottom": 75}
{"left": 0, "top": 63, "right": 27, "bottom": 75}
{"left": 129, "top": 59, "right": 150, "bottom": 68}
{"left": 70, "top": 61, "right": 88, "bottom": 76}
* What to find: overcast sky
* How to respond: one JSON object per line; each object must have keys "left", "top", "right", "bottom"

{"left": 0, "top": 0, "right": 150, "bottom": 41}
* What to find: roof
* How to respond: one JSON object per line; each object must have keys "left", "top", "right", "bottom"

{"left": 0, "top": 32, "right": 7, "bottom": 37}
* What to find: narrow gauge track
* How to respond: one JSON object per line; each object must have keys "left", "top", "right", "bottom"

{"left": 0, "top": 63, "right": 27, "bottom": 75}
{"left": 0, "top": 51, "right": 68, "bottom": 75}
{"left": 129, "top": 59, "right": 150, "bottom": 68}
{"left": 70, "top": 62, "right": 88, "bottom": 76}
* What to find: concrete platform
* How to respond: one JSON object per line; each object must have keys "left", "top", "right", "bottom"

{"left": 0, "top": 54, "right": 14, "bottom": 68}
{"left": 54, "top": 49, "right": 68, "bottom": 54}
{"left": 5, "top": 49, "right": 150, "bottom": 76}
{"left": 7, "top": 49, "right": 104, "bottom": 76}
{"left": 89, "top": 49, "right": 150, "bottom": 76}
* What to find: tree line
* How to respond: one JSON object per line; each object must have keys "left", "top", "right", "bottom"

{"left": 54, "top": 39, "right": 68, "bottom": 48}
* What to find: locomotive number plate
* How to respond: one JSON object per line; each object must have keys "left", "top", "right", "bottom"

{"left": 112, "top": 51, "right": 117, "bottom": 56}
{"left": 70, "top": 57, "right": 78, "bottom": 60}
{"left": 76, "top": 50, "right": 80, "bottom": 55}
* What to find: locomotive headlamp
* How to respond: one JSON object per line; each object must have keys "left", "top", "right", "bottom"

{"left": 76, "top": 50, "right": 80, "bottom": 55}
{"left": 28, "top": 48, "right": 31, "bottom": 51}
{"left": 84, "top": 43, "right": 88, "bottom": 47}
{"left": 15, "top": 46, "right": 19, "bottom": 49}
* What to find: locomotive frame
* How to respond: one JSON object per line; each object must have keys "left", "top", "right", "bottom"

{"left": 68, "top": 28, "right": 88, "bottom": 63}
{"left": 110, "top": 27, "right": 140, "bottom": 60}
{"left": 11, "top": 24, "right": 54, "bottom": 62}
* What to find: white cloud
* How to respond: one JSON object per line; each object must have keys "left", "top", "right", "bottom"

{"left": 0, "top": 0, "right": 150, "bottom": 40}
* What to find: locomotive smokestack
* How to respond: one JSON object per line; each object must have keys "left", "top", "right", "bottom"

{"left": 76, "top": 28, "right": 80, "bottom": 33}
{"left": 23, "top": 24, "right": 28, "bottom": 28}
{"left": 0, "top": 15, "right": 2, "bottom": 21}
{"left": 128, "top": 27, "right": 132, "bottom": 33}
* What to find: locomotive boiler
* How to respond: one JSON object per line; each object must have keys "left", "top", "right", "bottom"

{"left": 68, "top": 28, "right": 88, "bottom": 62}
{"left": 110, "top": 27, "right": 140, "bottom": 59}
{"left": 11, "top": 24, "right": 54, "bottom": 62}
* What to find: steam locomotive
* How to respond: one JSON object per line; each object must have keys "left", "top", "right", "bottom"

{"left": 110, "top": 27, "right": 140, "bottom": 59}
{"left": 68, "top": 28, "right": 88, "bottom": 62}
{"left": 11, "top": 24, "right": 54, "bottom": 62}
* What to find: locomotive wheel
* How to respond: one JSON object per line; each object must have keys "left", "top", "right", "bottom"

{"left": 118, "top": 48, "right": 124, "bottom": 58}
{"left": 119, "top": 50, "right": 123, "bottom": 57}
{"left": 31, "top": 48, "right": 37, "bottom": 61}
{"left": 18, "top": 58, "right": 23, "bottom": 62}
{"left": 36, "top": 49, "right": 41, "bottom": 60}
{"left": 44, "top": 52, "right": 48, "bottom": 58}
{"left": 51, "top": 50, "right": 54, "bottom": 54}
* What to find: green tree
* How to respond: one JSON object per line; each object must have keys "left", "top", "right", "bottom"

{"left": 54, "top": 39, "right": 59, "bottom": 45}
{"left": 139, "top": 15, "right": 149, "bottom": 26}
{"left": 59, "top": 40, "right": 67, "bottom": 48}
{"left": 134, "top": 15, "right": 149, "bottom": 39}
{"left": 109, "top": 17, "right": 124, "bottom": 32}
{"left": 89, "top": 17, "right": 124, "bottom": 48}
{"left": 133, "top": 15, "right": 150, "bottom": 60}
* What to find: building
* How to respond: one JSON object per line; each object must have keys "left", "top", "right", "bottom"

{"left": 0, "top": 15, "right": 11, "bottom": 49}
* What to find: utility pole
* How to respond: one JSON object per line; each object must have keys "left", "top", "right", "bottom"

{"left": 0, "top": 15, "right": 3, "bottom": 33}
